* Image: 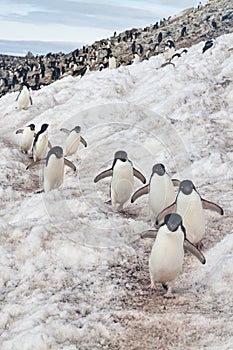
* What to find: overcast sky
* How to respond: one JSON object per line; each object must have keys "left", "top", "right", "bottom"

{"left": 0, "top": 0, "right": 206, "bottom": 56}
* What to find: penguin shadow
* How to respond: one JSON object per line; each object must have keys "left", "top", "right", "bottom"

{"left": 11, "top": 173, "right": 40, "bottom": 193}
{"left": 115, "top": 207, "right": 140, "bottom": 220}
{"left": 7, "top": 146, "right": 40, "bottom": 193}
{"left": 140, "top": 278, "right": 198, "bottom": 302}
{"left": 102, "top": 199, "right": 144, "bottom": 219}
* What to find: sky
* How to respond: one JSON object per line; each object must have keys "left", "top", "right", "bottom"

{"left": 0, "top": 0, "right": 206, "bottom": 56}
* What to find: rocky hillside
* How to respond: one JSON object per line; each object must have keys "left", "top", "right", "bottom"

{"left": 0, "top": 0, "right": 232, "bottom": 97}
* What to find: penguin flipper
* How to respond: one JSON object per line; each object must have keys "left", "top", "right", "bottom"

{"left": 94, "top": 168, "right": 113, "bottom": 183}
{"left": 60, "top": 128, "right": 70, "bottom": 135}
{"left": 155, "top": 202, "right": 176, "bottom": 227}
{"left": 140, "top": 229, "right": 157, "bottom": 239}
{"left": 133, "top": 168, "right": 146, "bottom": 184}
{"left": 161, "top": 61, "right": 175, "bottom": 68}
{"left": 172, "top": 179, "right": 180, "bottom": 186}
{"left": 201, "top": 198, "right": 224, "bottom": 215}
{"left": 171, "top": 53, "right": 181, "bottom": 60}
{"left": 64, "top": 158, "right": 76, "bottom": 171}
{"left": 26, "top": 159, "right": 46, "bottom": 170}
{"left": 16, "top": 91, "right": 21, "bottom": 101}
{"left": 30, "top": 96, "right": 33, "bottom": 105}
{"left": 80, "top": 136, "right": 87, "bottom": 147}
{"left": 16, "top": 129, "right": 24, "bottom": 134}
{"left": 131, "top": 184, "right": 149, "bottom": 203}
{"left": 184, "top": 239, "right": 206, "bottom": 264}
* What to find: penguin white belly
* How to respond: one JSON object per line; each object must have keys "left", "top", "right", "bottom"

{"left": 164, "top": 47, "right": 175, "bottom": 61}
{"left": 149, "top": 175, "right": 176, "bottom": 221}
{"left": 65, "top": 131, "right": 80, "bottom": 156}
{"left": 34, "top": 133, "right": 48, "bottom": 161}
{"left": 176, "top": 192, "right": 205, "bottom": 244}
{"left": 149, "top": 227, "right": 184, "bottom": 284}
{"left": 18, "top": 91, "right": 30, "bottom": 110}
{"left": 109, "top": 57, "right": 116, "bottom": 69}
{"left": 44, "top": 156, "right": 64, "bottom": 192}
{"left": 111, "top": 162, "right": 134, "bottom": 209}
{"left": 21, "top": 128, "right": 34, "bottom": 152}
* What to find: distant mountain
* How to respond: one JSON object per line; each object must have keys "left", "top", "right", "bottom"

{"left": 0, "top": 40, "right": 84, "bottom": 57}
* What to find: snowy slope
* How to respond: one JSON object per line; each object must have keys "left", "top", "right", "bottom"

{"left": 0, "top": 34, "right": 232, "bottom": 349}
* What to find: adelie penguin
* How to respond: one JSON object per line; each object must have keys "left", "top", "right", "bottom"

{"left": 141, "top": 213, "right": 206, "bottom": 298}
{"left": 131, "top": 163, "right": 180, "bottom": 224}
{"left": 156, "top": 179, "right": 224, "bottom": 248}
{"left": 16, "top": 84, "right": 33, "bottom": 110}
{"left": 26, "top": 146, "right": 76, "bottom": 192}
{"left": 32, "top": 123, "right": 50, "bottom": 162}
{"left": 94, "top": 150, "right": 146, "bottom": 212}
{"left": 16, "top": 123, "right": 35, "bottom": 154}
{"left": 163, "top": 40, "right": 176, "bottom": 62}
{"left": 60, "top": 126, "right": 87, "bottom": 157}
{"left": 108, "top": 54, "right": 117, "bottom": 69}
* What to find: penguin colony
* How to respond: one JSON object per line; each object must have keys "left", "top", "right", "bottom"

{"left": 15, "top": 95, "right": 224, "bottom": 298}
{"left": 0, "top": 0, "right": 232, "bottom": 98}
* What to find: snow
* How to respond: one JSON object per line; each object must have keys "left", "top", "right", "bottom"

{"left": 0, "top": 33, "right": 233, "bottom": 349}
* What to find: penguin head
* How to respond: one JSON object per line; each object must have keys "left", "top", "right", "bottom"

{"left": 114, "top": 150, "right": 128, "bottom": 162}
{"left": 167, "top": 40, "right": 175, "bottom": 48}
{"left": 164, "top": 213, "right": 183, "bottom": 232}
{"left": 27, "top": 123, "right": 35, "bottom": 131}
{"left": 46, "top": 146, "right": 63, "bottom": 164}
{"left": 152, "top": 163, "right": 165, "bottom": 176}
{"left": 72, "top": 126, "right": 81, "bottom": 133}
{"left": 41, "top": 123, "right": 49, "bottom": 132}
{"left": 179, "top": 180, "right": 195, "bottom": 195}
{"left": 22, "top": 82, "right": 30, "bottom": 90}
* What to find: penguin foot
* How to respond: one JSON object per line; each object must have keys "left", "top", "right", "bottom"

{"left": 35, "top": 189, "right": 44, "bottom": 194}
{"left": 148, "top": 282, "right": 155, "bottom": 289}
{"left": 164, "top": 292, "right": 175, "bottom": 299}
{"left": 119, "top": 210, "right": 138, "bottom": 219}
{"left": 105, "top": 199, "right": 112, "bottom": 205}
{"left": 163, "top": 287, "right": 175, "bottom": 299}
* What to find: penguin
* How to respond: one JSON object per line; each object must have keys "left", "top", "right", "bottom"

{"left": 131, "top": 53, "right": 141, "bottom": 64}
{"left": 202, "top": 40, "right": 213, "bottom": 53}
{"left": 16, "top": 84, "right": 33, "bottom": 110}
{"left": 143, "top": 213, "right": 206, "bottom": 298}
{"left": 32, "top": 123, "right": 49, "bottom": 162}
{"left": 181, "top": 26, "right": 187, "bottom": 37}
{"left": 26, "top": 146, "right": 76, "bottom": 192}
{"left": 137, "top": 43, "right": 143, "bottom": 55}
{"left": 108, "top": 54, "right": 117, "bottom": 69}
{"left": 131, "top": 41, "right": 136, "bottom": 54}
{"left": 157, "top": 32, "right": 163, "bottom": 45}
{"left": 131, "top": 163, "right": 180, "bottom": 223}
{"left": 163, "top": 40, "right": 176, "bottom": 61}
{"left": 16, "top": 123, "right": 35, "bottom": 154}
{"left": 211, "top": 20, "right": 217, "bottom": 29}
{"left": 80, "top": 64, "right": 90, "bottom": 78}
{"left": 156, "top": 180, "right": 224, "bottom": 247}
{"left": 60, "top": 126, "right": 87, "bottom": 157}
{"left": 94, "top": 150, "right": 146, "bottom": 211}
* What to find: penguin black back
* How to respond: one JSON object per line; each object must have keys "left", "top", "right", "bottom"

{"left": 33, "top": 123, "right": 49, "bottom": 145}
